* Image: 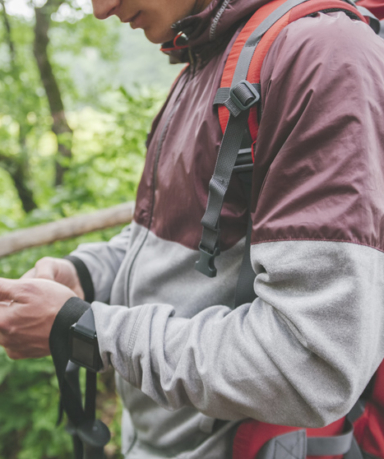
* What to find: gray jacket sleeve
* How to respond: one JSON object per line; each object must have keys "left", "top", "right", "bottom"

{"left": 92, "top": 240, "right": 384, "bottom": 427}
{"left": 70, "top": 225, "right": 131, "bottom": 303}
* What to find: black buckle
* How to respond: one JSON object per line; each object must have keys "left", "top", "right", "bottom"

{"left": 195, "top": 244, "right": 220, "bottom": 278}
{"left": 230, "top": 80, "right": 260, "bottom": 111}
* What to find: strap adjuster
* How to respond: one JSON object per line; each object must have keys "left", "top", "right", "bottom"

{"left": 230, "top": 80, "right": 260, "bottom": 111}
{"left": 195, "top": 244, "right": 220, "bottom": 278}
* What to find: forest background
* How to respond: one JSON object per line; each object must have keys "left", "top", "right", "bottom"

{"left": 0, "top": 0, "right": 180, "bottom": 457}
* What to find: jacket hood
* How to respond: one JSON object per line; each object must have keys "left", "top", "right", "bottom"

{"left": 175, "top": 0, "right": 269, "bottom": 46}
{"left": 162, "top": 0, "right": 270, "bottom": 60}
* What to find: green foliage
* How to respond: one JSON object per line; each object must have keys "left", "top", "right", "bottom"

{"left": 0, "top": 2, "right": 175, "bottom": 458}
{"left": 0, "top": 82, "right": 161, "bottom": 231}
{"left": 0, "top": 227, "right": 125, "bottom": 459}
{"left": 51, "top": 85, "right": 161, "bottom": 213}
{"left": 0, "top": 349, "right": 72, "bottom": 459}
{"left": 51, "top": 13, "right": 120, "bottom": 61}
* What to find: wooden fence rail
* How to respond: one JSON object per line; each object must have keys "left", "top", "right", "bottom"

{"left": 0, "top": 202, "right": 135, "bottom": 258}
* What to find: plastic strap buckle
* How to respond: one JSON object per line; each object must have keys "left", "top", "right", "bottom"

{"left": 230, "top": 80, "right": 260, "bottom": 111}
{"left": 195, "top": 244, "right": 220, "bottom": 278}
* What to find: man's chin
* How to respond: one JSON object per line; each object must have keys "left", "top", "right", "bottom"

{"left": 143, "top": 28, "right": 176, "bottom": 45}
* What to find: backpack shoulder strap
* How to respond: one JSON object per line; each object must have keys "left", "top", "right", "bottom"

{"left": 195, "top": 0, "right": 368, "bottom": 277}
{"left": 195, "top": 0, "right": 368, "bottom": 279}
{"left": 218, "top": 0, "right": 369, "bottom": 145}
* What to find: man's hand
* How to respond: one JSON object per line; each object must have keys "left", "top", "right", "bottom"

{"left": 22, "top": 257, "right": 84, "bottom": 300}
{"left": 0, "top": 278, "right": 77, "bottom": 360}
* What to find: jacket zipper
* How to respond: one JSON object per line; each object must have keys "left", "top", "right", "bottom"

{"left": 124, "top": 72, "right": 191, "bottom": 307}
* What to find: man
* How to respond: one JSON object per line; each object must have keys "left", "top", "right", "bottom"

{"left": 1, "top": 0, "right": 384, "bottom": 458}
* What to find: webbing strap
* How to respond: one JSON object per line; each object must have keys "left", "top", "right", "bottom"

{"left": 347, "top": 399, "right": 366, "bottom": 423}
{"left": 201, "top": 111, "right": 248, "bottom": 245}
{"left": 50, "top": 300, "right": 89, "bottom": 427}
{"left": 215, "top": 88, "right": 243, "bottom": 117}
{"left": 307, "top": 420, "right": 354, "bottom": 456}
{"left": 258, "top": 420, "right": 359, "bottom": 459}
{"left": 234, "top": 172, "right": 257, "bottom": 306}
{"left": 214, "top": 88, "right": 235, "bottom": 104}
{"left": 65, "top": 362, "right": 83, "bottom": 459}
{"left": 85, "top": 371, "right": 97, "bottom": 421}
{"left": 63, "top": 362, "right": 109, "bottom": 459}
{"left": 214, "top": 84, "right": 261, "bottom": 117}
{"left": 232, "top": 0, "right": 314, "bottom": 86}
{"left": 345, "top": 436, "right": 364, "bottom": 459}
{"left": 196, "top": 109, "right": 249, "bottom": 277}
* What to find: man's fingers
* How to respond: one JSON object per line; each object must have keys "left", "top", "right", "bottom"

{"left": 0, "top": 278, "right": 18, "bottom": 303}
{"left": 0, "top": 304, "right": 13, "bottom": 334}
{"left": 0, "top": 333, "right": 25, "bottom": 351}
{"left": 4, "top": 348, "right": 24, "bottom": 360}
{"left": 21, "top": 268, "right": 36, "bottom": 279}
{"left": 0, "top": 301, "right": 12, "bottom": 307}
{"left": 0, "top": 330, "right": 10, "bottom": 348}
{"left": 21, "top": 258, "right": 56, "bottom": 281}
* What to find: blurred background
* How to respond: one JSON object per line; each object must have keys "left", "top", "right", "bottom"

{"left": 0, "top": 0, "right": 181, "bottom": 457}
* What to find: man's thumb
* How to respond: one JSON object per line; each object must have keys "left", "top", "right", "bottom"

{"left": 21, "top": 268, "right": 36, "bottom": 280}
{"left": 33, "top": 259, "right": 55, "bottom": 280}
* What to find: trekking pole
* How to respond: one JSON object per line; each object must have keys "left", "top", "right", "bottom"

{"left": 51, "top": 307, "right": 110, "bottom": 458}
{"left": 76, "top": 370, "right": 110, "bottom": 459}
{"left": 65, "top": 362, "right": 83, "bottom": 459}
{"left": 64, "top": 362, "right": 110, "bottom": 459}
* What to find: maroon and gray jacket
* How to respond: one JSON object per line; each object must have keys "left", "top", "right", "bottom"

{"left": 60, "top": 0, "right": 384, "bottom": 457}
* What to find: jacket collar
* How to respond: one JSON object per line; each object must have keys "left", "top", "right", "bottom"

{"left": 161, "top": 0, "right": 270, "bottom": 60}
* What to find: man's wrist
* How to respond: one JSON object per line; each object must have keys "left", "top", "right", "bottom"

{"left": 49, "top": 297, "right": 91, "bottom": 371}
{"left": 69, "top": 308, "right": 102, "bottom": 372}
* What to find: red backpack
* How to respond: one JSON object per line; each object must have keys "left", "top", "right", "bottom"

{"left": 202, "top": 1, "right": 384, "bottom": 458}
{"left": 232, "top": 361, "right": 384, "bottom": 459}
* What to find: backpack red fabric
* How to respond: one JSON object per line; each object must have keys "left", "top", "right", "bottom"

{"left": 233, "top": 363, "right": 384, "bottom": 459}
{"left": 353, "top": 363, "right": 384, "bottom": 459}
{"left": 214, "top": 1, "right": 384, "bottom": 458}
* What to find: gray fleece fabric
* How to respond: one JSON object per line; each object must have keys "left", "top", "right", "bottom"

{"left": 70, "top": 227, "right": 384, "bottom": 458}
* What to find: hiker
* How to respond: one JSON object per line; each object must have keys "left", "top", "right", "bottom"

{"left": 1, "top": 0, "right": 384, "bottom": 458}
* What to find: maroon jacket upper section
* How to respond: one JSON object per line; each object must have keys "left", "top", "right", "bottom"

{"left": 134, "top": 0, "right": 384, "bottom": 253}
{"left": 251, "top": 11, "right": 384, "bottom": 251}
{"left": 357, "top": 0, "right": 384, "bottom": 20}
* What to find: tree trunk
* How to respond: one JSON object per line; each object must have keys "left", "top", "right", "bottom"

{"left": 0, "top": 0, "right": 15, "bottom": 64}
{"left": 0, "top": 153, "right": 37, "bottom": 213}
{"left": 33, "top": 0, "right": 72, "bottom": 186}
{"left": 0, "top": 1, "right": 38, "bottom": 212}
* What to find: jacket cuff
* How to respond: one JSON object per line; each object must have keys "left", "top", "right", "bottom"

{"left": 49, "top": 297, "right": 91, "bottom": 363}
{"left": 64, "top": 255, "right": 95, "bottom": 303}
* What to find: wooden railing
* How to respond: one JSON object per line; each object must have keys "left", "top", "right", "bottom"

{"left": 0, "top": 202, "right": 135, "bottom": 258}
